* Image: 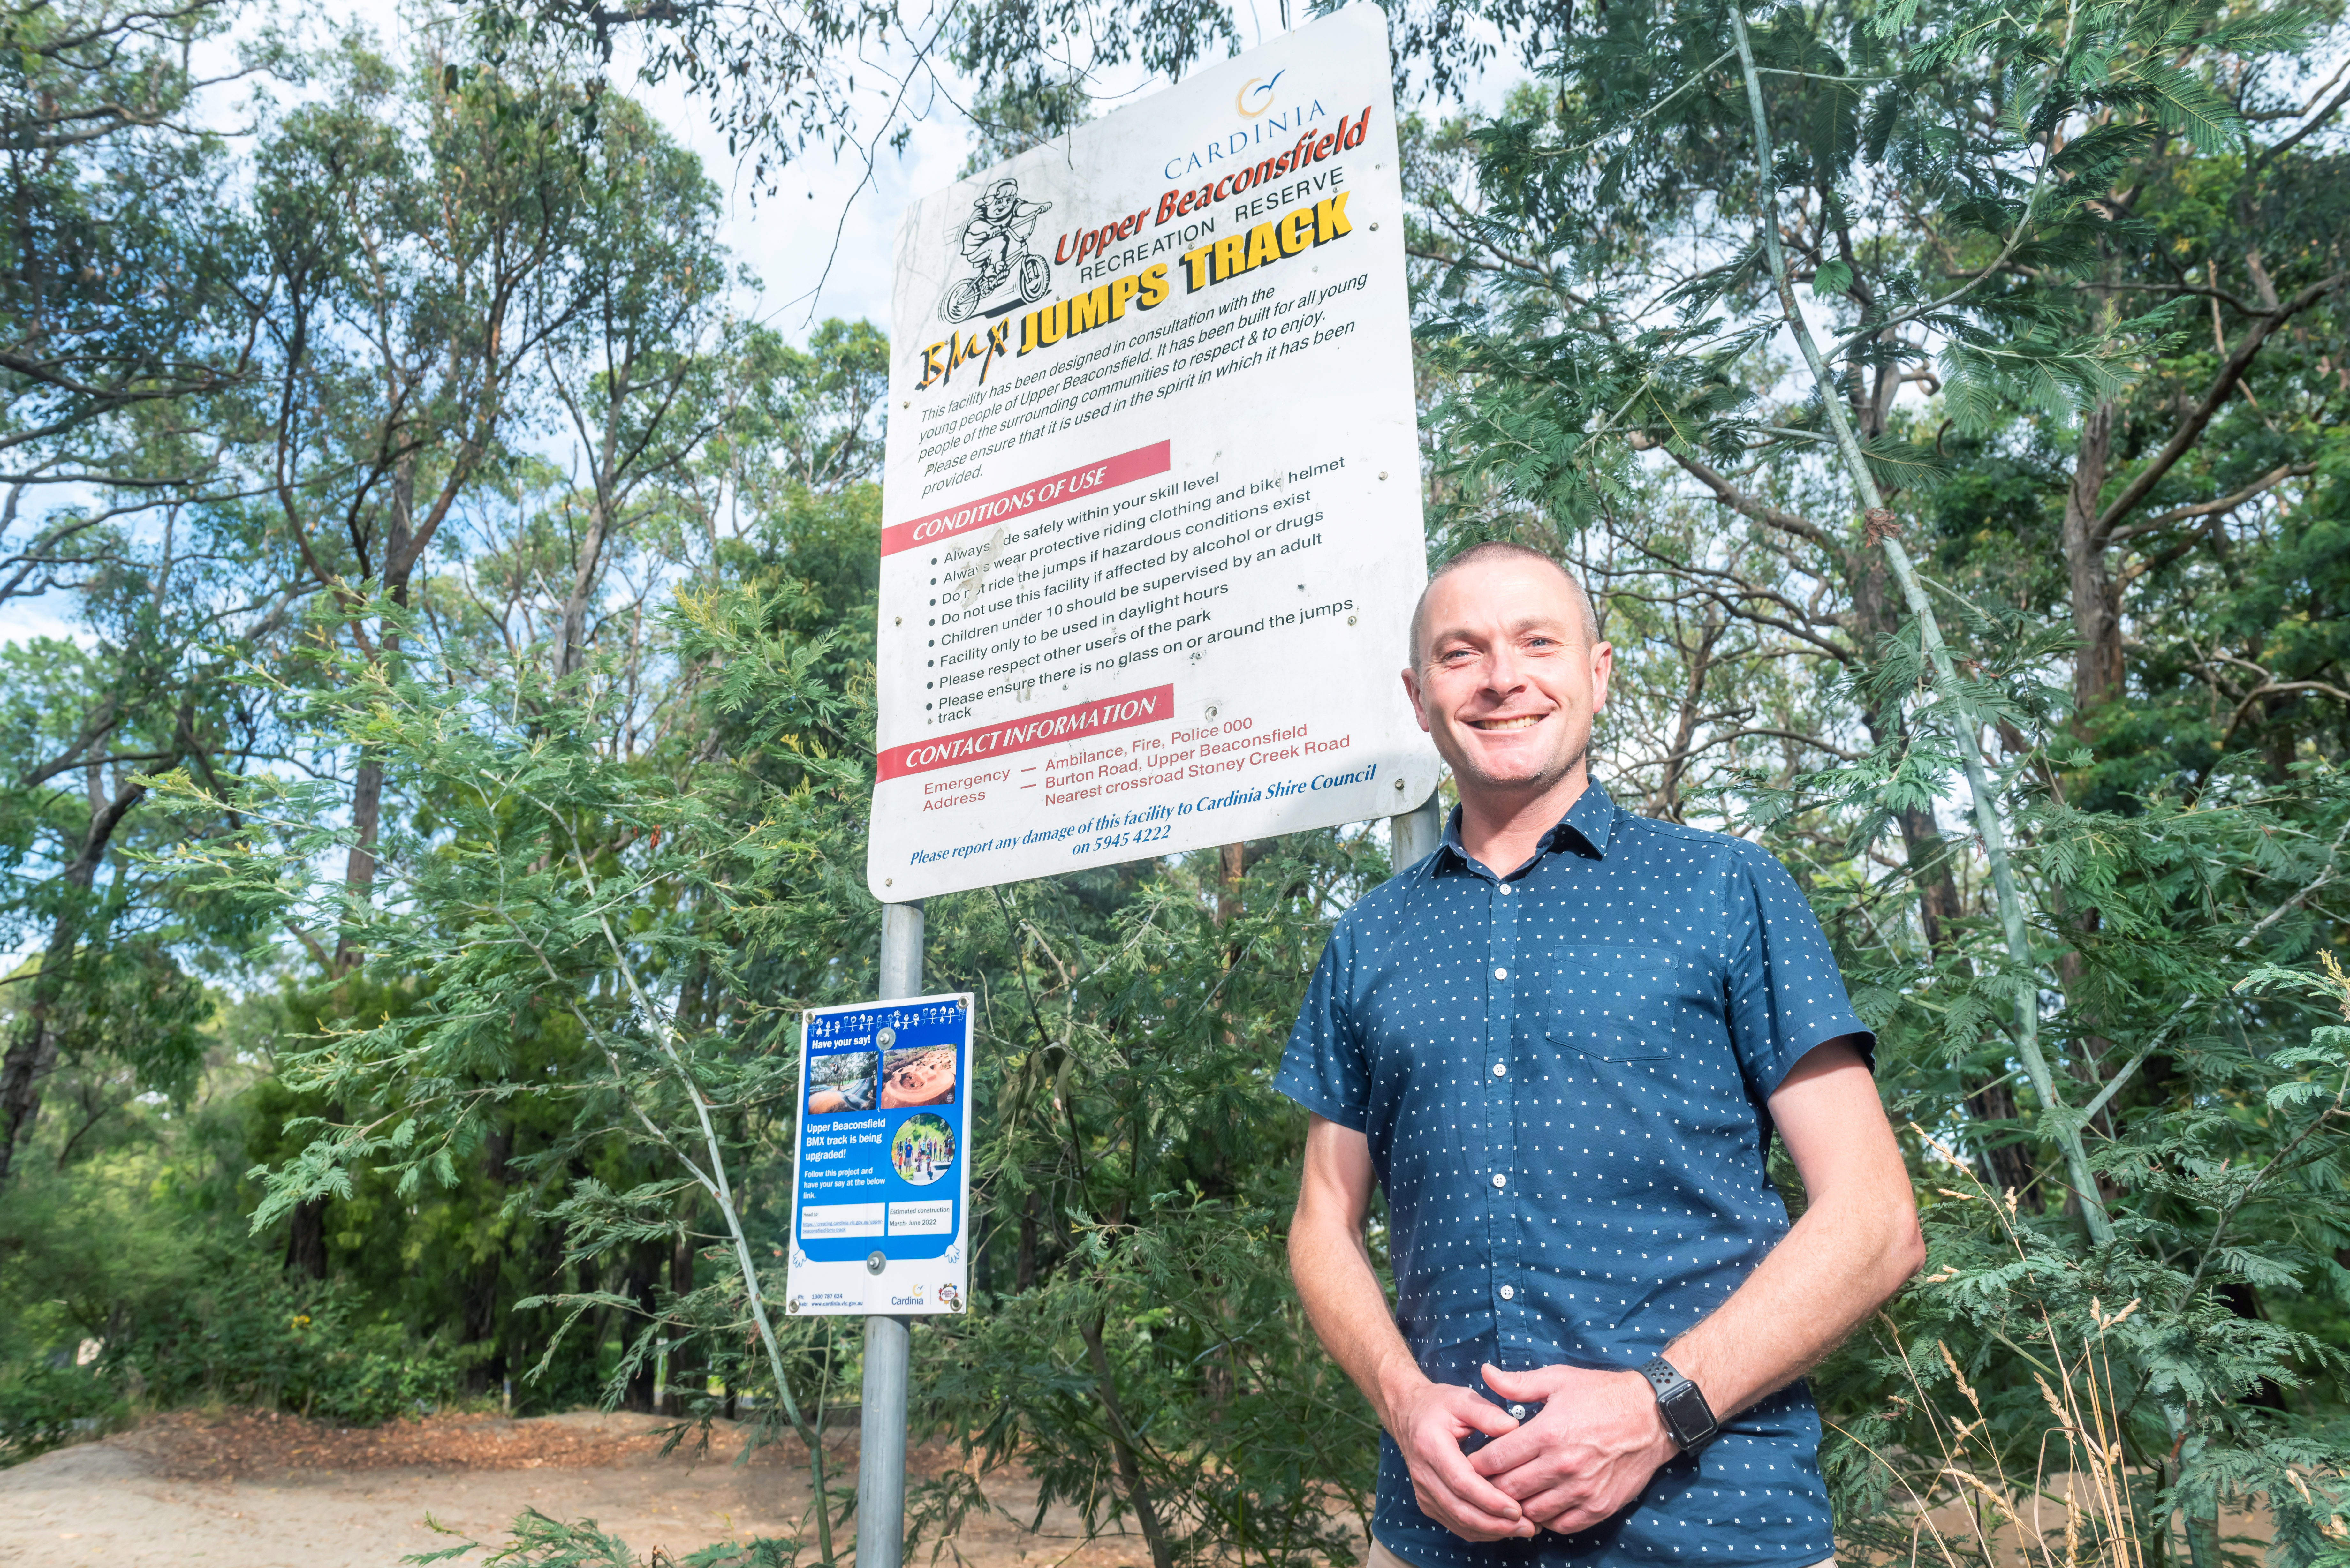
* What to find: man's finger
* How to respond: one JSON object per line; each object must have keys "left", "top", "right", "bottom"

{"left": 1465, "top": 1423, "right": 1558, "bottom": 1478}
{"left": 1413, "top": 1433, "right": 1530, "bottom": 1527}
{"left": 1402, "top": 1398, "right": 1536, "bottom": 1534}
{"left": 1415, "top": 1487, "right": 1537, "bottom": 1542}
{"left": 1481, "top": 1361, "right": 1571, "bottom": 1403}
{"left": 1409, "top": 1463, "right": 1536, "bottom": 1541}
{"left": 1449, "top": 1388, "right": 1523, "bottom": 1440}
{"left": 1513, "top": 1480, "right": 1603, "bottom": 1531}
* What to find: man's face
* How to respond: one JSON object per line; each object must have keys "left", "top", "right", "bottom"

{"left": 984, "top": 189, "right": 1013, "bottom": 220}
{"left": 1402, "top": 556, "right": 1611, "bottom": 799}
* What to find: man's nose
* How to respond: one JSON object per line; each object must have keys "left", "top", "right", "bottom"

{"left": 1482, "top": 645, "right": 1526, "bottom": 693}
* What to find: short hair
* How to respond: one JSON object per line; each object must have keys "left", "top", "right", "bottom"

{"left": 1408, "top": 541, "right": 1601, "bottom": 669}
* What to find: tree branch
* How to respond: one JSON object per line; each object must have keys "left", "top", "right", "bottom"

{"left": 2106, "top": 462, "right": 2313, "bottom": 544}
{"left": 2091, "top": 277, "right": 2343, "bottom": 542}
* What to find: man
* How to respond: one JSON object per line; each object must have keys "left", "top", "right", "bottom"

{"left": 1280, "top": 542, "right": 1922, "bottom": 1568}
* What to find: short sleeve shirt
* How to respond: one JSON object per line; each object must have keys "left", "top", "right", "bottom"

{"left": 1275, "top": 782, "right": 1872, "bottom": 1568}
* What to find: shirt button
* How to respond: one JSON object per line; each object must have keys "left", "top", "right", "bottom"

{"left": 1492, "top": 1062, "right": 1507, "bottom": 1077}
{"left": 1500, "top": 884, "right": 1511, "bottom": 894}
{"left": 1508, "top": 1403, "right": 1528, "bottom": 1420}
{"left": 1492, "top": 1173, "right": 1507, "bottom": 1188}
{"left": 1494, "top": 966, "right": 1508, "bottom": 979}
{"left": 1500, "top": 1285, "right": 1515, "bottom": 1300}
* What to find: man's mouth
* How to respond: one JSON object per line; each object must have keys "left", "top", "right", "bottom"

{"left": 1467, "top": 714, "right": 1546, "bottom": 732}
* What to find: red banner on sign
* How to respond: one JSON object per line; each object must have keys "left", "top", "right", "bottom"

{"left": 878, "top": 684, "right": 1176, "bottom": 780}
{"left": 880, "top": 441, "right": 1172, "bottom": 558}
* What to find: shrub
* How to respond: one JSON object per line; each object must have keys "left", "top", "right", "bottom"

{"left": 0, "top": 1360, "right": 126, "bottom": 1465}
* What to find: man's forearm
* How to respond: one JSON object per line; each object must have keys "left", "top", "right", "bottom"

{"left": 1661, "top": 1171, "right": 1921, "bottom": 1421}
{"left": 1288, "top": 1210, "right": 1425, "bottom": 1427}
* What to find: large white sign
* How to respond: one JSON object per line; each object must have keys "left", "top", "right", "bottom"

{"left": 868, "top": 8, "right": 1436, "bottom": 900}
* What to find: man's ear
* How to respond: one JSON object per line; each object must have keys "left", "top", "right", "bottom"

{"left": 1588, "top": 640, "right": 1613, "bottom": 714}
{"left": 1402, "top": 666, "right": 1431, "bottom": 732}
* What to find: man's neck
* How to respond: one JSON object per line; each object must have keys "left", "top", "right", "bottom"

{"left": 1455, "top": 765, "right": 1592, "bottom": 877}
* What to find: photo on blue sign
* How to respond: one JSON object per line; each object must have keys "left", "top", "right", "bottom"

{"left": 880, "top": 1044, "right": 956, "bottom": 1108}
{"left": 891, "top": 1113, "right": 956, "bottom": 1184}
{"left": 806, "top": 1049, "right": 878, "bottom": 1115}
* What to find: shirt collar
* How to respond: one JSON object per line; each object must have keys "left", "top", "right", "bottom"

{"left": 1435, "top": 779, "right": 1618, "bottom": 878}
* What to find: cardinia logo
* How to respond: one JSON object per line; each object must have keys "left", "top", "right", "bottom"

{"left": 1235, "top": 70, "right": 1285, "bottom": 117}
{"left": 890, "top": 1285, "right": 927, "bottom": 1307}
{"left": 1163, "top": 85, "right": 1331, "bottom": 180}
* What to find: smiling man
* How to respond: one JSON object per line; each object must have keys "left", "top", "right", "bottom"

{"left": 1280, "top": 542, "right": 1921, "bottom": 1568}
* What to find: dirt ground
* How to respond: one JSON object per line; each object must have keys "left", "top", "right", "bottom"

{"left": 0, "top": 1408, "right": 1184, "bottom": 1568}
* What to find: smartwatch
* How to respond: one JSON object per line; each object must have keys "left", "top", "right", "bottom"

{"left": 1640, "top": 1355, "right": 1719, "bottom": 1454}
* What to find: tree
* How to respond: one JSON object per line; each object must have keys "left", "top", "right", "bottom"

{"left": 0, "top": 0, "right": 296, "bottom": 1182}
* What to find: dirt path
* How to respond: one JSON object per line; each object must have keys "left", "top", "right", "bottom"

{"left": 0, "top": 1410, "right": 1172, "bottom": 1568}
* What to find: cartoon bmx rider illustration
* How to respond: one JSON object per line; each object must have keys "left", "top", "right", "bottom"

{"left": 944, "top": 178, "right": 1053, "bottom": 323}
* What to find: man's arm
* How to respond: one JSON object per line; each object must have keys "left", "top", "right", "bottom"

{"left": 1470, "top": 1040, "right": 1924, "bottom": 1532}
{"left": 1291, "top": 1113, "right": 1536, "bottom": 1542}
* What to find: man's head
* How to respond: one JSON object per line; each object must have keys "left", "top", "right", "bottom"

{"left": 1402, "top": 541, "right": 1611, "bottom": 806}
{"left": 984, "top": 179, "right": 1019, "bottom": 219}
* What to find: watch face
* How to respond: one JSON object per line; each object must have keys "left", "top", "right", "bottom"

{"left": 1660, "top": 1382, "right": 1713, "bottom": 1445}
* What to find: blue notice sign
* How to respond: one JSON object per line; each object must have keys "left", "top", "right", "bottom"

{"left": 784, "top": 993, "right": 972, "bottom": 1316}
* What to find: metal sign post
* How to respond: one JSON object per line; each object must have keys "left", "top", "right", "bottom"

{"left": 855, "top": 899, "right": 924, "bottom": 1568}
{"left": 1391, "top": 788, "right": 1443, "bottom": 870}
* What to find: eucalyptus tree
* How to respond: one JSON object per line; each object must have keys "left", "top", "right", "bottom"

{"left": 0, "top": 457, "right": 304, "bottom": 1182}
{"left": 0, "top": 0, "right": 309, "bottom": 1185}
{"left": 241, "top": 30, "right": 615, "bottom": 963}
{"left": 524, "top": 96, "right": 739, "bottom": 681}
{"left": 0, "top": 0, "right": 264, "bottom": 524}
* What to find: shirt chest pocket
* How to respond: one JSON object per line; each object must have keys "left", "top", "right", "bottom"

{"left": 1538, "top": 948, "right": 1686, "bottom": 1063}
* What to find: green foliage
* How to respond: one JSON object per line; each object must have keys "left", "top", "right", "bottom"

{"left": 0, "top": 1361, "right": 124, "bottom": 1466}
{"left": 409, "top": 1507, "right": 647, "bottom": 1567}
{"left": 106, "top": 1261, "right": 470, "bottom": 1425}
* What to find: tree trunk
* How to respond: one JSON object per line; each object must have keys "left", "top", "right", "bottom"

{"left": 1016, "top": 1190, "right": 1039, "bottom": 1291}
{"left": 1215, "top": 842, "right": 1245, "bottom": 928}
{"left": 1646, "top": 608, "right": 1723, "bottom": 821}
{"left": 2063, "top": 400, "right": 2123, "bottom": 718}
{"left": 284, "top": 1197, "right": 330, "bottom": 1279}
{"left": 624, "top": 1247, "right": 662, "bottom": 1412}
{"left": 1079, "top": 1312, "right": 1176, "bottom": 1568}
{"left": 668, "top": 1205, "right": 695, "bottom": 1414}
{"left": 1849, "top": 545, "right": 2043, "bottom": 1199}
{"left": 455, "top": 1119, "right": 512, "bottom": 1373}
{"left": 0, "top": 769, "right": 157, "bottom": 1183}
{"left": 335, "top": 457, "right": 420, "bottom": 975}
{"left": 558, "top": 499, "right": 612, "bottom": 679}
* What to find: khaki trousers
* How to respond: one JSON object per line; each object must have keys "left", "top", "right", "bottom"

{"left": 1368, "top": 1535, "right": 1832, "bottom": 1568}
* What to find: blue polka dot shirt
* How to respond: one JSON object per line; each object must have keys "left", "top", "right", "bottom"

{"left": 1276, "top": 782, "right": 1872, "bottom": 1568}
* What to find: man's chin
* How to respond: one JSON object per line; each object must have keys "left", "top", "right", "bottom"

{"left": 1440, "top": 739, "right": 1588, "bottom": 796}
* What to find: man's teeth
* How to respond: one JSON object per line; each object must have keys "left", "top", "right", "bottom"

{"left": 1473, "top": 715, "right": 1543, "bottom": 731}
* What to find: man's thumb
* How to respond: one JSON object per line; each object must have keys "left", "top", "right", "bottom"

{"left": 1451, "top": 1387, "right": 1522, "bottom": 1437}
{"left": 1481, "top": 1362, "right": 1565, "bottom": 1401}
